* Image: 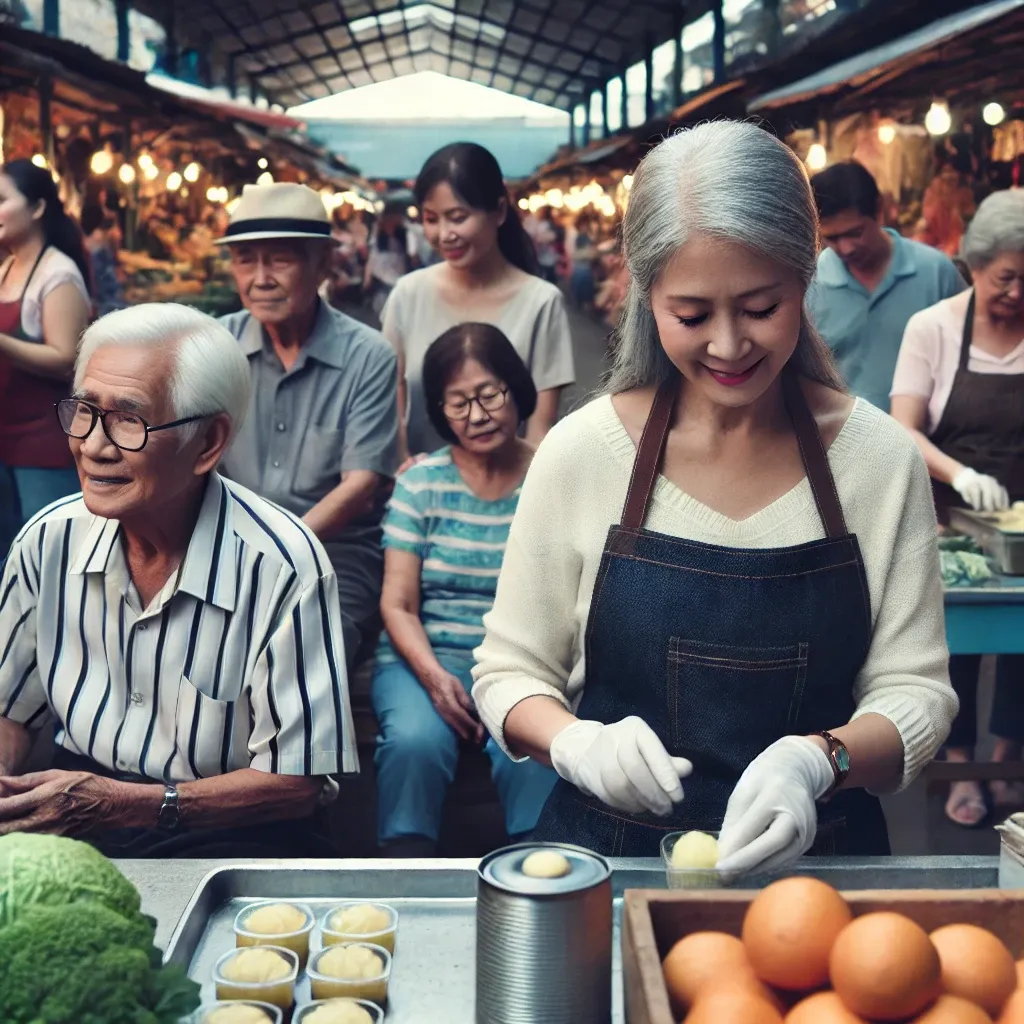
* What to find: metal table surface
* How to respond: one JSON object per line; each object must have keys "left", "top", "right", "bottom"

{"left": 944, "top": 573, "right": 1024, "bottom": 654}
{"left": 118, "top": 854, "right": 1003, "bottom": 954}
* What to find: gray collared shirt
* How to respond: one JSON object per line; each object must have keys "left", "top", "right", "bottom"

{"left": 219, "top": 302, "right": 399, "bottom": 595}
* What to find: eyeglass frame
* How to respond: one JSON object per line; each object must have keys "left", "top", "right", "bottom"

{"left": 441, "top": 386, "right": 509, "bottom": 421}
{"left": 54, "top": 398, "right": 210, "bottom": 453}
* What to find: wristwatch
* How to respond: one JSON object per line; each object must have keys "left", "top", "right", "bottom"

{"left": 156, "top": 784, "right": 180, "bottom": 831}
{"left": 818, "top": 731, "right": 851, "bottom": 801}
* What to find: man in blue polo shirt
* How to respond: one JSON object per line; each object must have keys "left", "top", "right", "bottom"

{"left": 807, "top": 161, "right": 966, "bottom": 412}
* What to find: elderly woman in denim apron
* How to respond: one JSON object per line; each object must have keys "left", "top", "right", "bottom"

{"left": 892, "top": 189, "right": 1024, "bottom": 829}
{"left": 472, "top": 122, "right": 958, "bottom": 874}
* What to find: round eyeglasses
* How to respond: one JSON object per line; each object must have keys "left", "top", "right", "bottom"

{"left": 55, "top": 399, "right": 209, "bottom": 452}
{"left": 442, "top": 387, "right": 508, "bottom": 421}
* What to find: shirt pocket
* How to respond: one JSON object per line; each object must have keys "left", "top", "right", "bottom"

{"left": 175, "top": 672, "right": 244, "bottom": 779}
{"left": 667, "top": 638, "right": 808, "bottom": 774}
{"left": 292, "top": 426, "right": 343, "bottom": 500}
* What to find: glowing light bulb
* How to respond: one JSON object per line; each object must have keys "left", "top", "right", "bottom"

{"left": 257, "top": 171, "right": 274, "bottom": 185}
{"left": 183, "top": 161, "right": 201, "bottom": 183}
{"left": 118, "top": 163, "right": 136, "bottom": 184}
{"left": 166, "top": 171, "right": 183, "bottom": 191}
{"left": 806, "top": 143, "right": 828, "bottom": 171}
{"left": 143, "top": 164, "right": 159, "bottom": 181}
{"left": 257, "top": 158, "right": 269, "bottom": 170}
{"left": 137, "top": 152, "right": 154, "bottom": 170}
{"left": 983, "top": 102, "right": 1006, "bottom": 127}
{"left": 878, "top": 123, "right": 897, "bottom": 145}
{"left": 925, "top": 101, "right": 952, "bottom": 136}
{"left": 31, "top": 154, "right": 48, "bottom": 168}
{"left": 622, "top": 174, "right": 634, "bottom": 190}
{"left": 90, "top": 150, "right": 114, "bottom": 175}
{"left": 406, "top": 206, "right": 418, "bottom": 219}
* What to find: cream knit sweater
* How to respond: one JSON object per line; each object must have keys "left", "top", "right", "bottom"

{"left": 472, "top": 394, "right": 957, "bottom": 791}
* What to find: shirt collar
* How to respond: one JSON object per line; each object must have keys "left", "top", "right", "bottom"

{"left": 816, "top": 229, "right": 918, "bottom": 289}
{"left": 68, "top": 473, "right": 239, "bottom": 613}
{"left": 239, "top": 300, "right": 350, "bottom": 370}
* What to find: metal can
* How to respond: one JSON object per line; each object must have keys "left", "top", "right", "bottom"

{"left": 476, "top": 843, "right": 613, "bottom": 1024}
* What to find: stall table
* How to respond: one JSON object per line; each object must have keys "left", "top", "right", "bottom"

{"left": 122, "top": 855, "right": 1003, "bottom": 1023}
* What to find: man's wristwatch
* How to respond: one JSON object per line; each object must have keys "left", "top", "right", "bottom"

{"left": 818, "top": 731, "right": 851, "bottom": 801}
{"left": 156, "top": 784, "right": 180, "bottom": 831}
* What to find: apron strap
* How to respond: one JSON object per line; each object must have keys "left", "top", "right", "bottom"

{"left": 959, "top": 291, "right": 976, "bottom": 372}
{"left": 621, "top": 375, "right": 678, "bottom": 530}
{"left": 782, "top": 370, "right": 848, "bottom": 540}
{"left": 621, "top": 369, "right": 849, "bottom": 539}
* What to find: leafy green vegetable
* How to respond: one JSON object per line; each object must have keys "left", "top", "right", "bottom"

{"left": 0, "top": 902, "right": 199, "bottom": 1023}
{"left": 0, "top": 833, "right": 143, "bottom": 928}
{"left": 938, "top": 534, "right": 982, "bottom": 554}
{"left": 940, "top": 550, "right": 994, "bottom": 586}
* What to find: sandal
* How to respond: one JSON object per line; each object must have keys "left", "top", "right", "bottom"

{"left": 945, "top": 781, "right": 988, "bottom": 828}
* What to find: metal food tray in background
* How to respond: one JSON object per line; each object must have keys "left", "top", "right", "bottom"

{"left": 950, "top": 508, "right": 1024, "bottom": 575}
{"left": 162, "top": 858, "right": 1000, "bottom": 1023}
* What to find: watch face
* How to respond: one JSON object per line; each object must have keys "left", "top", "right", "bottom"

{"left": 835, "top": 745, "right": 851, "bottom": 773}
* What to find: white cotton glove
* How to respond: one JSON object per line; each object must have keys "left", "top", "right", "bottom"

{"left": 952, "top": 467, "right": 1010, "bottom": 513}
{"left": 716, "top": 736, "right": 835, "bottom": 879}
{"left": 549, "top": 717, "right": 693, "bottom": 816}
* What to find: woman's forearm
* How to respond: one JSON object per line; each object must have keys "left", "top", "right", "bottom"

{"left": 503, "top": 695, "right": 578, "bottom": 765}
{"left": 809, "top": 712, "right": 904, "bottom": 794}
{"left": 904, "top": 425, "right": 964, "bottom": 486}
{"left": 0, "top": 332, "right": 74, "bottom": 380}
{"left": 381, "top": 604, "right": 447, "bottom": 684}
{"left": 396, "top": 377, "right": 410, "bottom": 462}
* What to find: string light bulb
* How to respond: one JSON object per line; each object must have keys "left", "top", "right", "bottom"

{"left": 257, "top": 157, "right": 269, "bottom": 169}
{"left": 137, "top": 152, "right": 154, "bottom": 170}
{"left": 166, "top": 171, "right": 183, "bottom": 191}
{"left": 118, "top": 164, "right": 136, "bottom": 184}
{"left": 806, "top": 143, "right": 828, "bottom": 171}
{"left": 30, "top": 154, "right": 48, "bottom": 168}
{"left": 90, "top": 149, "right": 114, "bottom": 175}
{"left": 143, "top": 163, "right": 159, "bottom": 181}
{"left": 983, "top": 102, "right": 1006, "bottom": 127}
{"left": 925, "top": 101, "right": 952, "bottom": 136}
{"left": 878, "top": 122, "right": 897, "bottom": 145}
{"left": 257, "top": 171, "right": 273, "bottom": 186}
{"left": 183, "top": 161, "right": 202, "bottom": 183}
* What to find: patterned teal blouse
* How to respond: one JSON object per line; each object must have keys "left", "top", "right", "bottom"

{"left": 377, "top": 447, "right": 522, "bottom": 664}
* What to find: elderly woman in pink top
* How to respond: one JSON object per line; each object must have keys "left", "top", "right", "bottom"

{"left": 891, "top": 189, "right": 1024, "bottom": 828}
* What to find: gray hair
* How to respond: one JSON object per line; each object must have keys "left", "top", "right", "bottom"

{"left": 606, "top": 120, "right": 844, "bottom": 394}
{"left": 961, "top": 189, "right": 1024, "bottom": 271}
{"left": 75, "top": 303, "right": 251, "bottom": 445}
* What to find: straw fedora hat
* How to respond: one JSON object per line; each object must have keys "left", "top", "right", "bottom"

{"left": 216, "top": 181, "right": 331, "bottom": 245}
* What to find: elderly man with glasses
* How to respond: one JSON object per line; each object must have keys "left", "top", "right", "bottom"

{"left": 217, "top": 182, "right": 399, "bottom": 672}
{"left": 0, "top": 303, "right": 356, "bottom": 857}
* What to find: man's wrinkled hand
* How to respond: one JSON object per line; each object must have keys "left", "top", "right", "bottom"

{"left": 0, "top": 770, "right": 124, "bottom": 836}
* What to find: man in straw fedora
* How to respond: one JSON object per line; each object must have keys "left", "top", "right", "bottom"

{"left": 218, "top": 182, "right": 399, "bottom": 672}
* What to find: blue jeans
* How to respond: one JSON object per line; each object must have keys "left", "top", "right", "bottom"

{"left": 371, "top": 654, "right": 557, "bottom": 844}
{"left": 0, "top": 464, "right": 80, "bottom": 553}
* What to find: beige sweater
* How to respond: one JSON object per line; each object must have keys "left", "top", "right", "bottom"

{"left": 471, "top": 394, "right": 957, "bottom": 790}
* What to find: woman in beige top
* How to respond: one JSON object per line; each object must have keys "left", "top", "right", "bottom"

{"left": 381, "top": 143, "right": 575, "bottom": 459}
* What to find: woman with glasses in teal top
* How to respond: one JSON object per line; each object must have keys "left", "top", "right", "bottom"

{"left": 372, "top": 322, "right": 557, "bottom": 856}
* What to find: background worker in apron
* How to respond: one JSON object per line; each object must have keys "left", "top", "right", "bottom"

{"left": 0, "top": 160, "right": 92, "bottom": 552}
{"left": 472, "top": 121, "right": 957, "bottom": 874}
{"left": 892, "top": 188, "right": 1024, "bottom": 829}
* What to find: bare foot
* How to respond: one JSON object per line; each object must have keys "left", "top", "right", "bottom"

{"left": 945, "top": 780, "right": 987, "bottom": 827}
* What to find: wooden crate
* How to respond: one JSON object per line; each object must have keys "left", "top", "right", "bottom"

{"left": 622, "top": 888, "right": 1024, "bottom": 1024}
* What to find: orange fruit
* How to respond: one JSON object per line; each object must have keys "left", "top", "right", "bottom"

{"left": 685, "top": 985, "right": 784, "bottom": 1024}
{"left": 999, "top": 988, "right": 1024, "bottom": 1023}
{"left": 785, "top": 990, "right": 869, "bottom": 1023}
{"left": 662, "top": 931, "right": 760, "bottom": 1013}
{"left": 930, "top": 925, "right": 1016, "bottom": 1016}
{"left": 742, "top": 877, "right": 853, "bottom": 991}
{"left": 829, "top": 912, "right": 941, "bottom": 1021}
{"left": 914, "top": 994, "right": 993, "bottom": 1023}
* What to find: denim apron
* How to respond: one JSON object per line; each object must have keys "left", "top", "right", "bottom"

{"left": 532, "top": 370, "right": 890, "bottom": 857}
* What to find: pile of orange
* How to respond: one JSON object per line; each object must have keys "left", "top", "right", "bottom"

{"left": 662, "top": 877, "right": 1024, "bottom": 1023}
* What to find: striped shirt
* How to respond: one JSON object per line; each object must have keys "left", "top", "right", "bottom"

{"left": 0, "top": 473, "right": 357, "bottom": 782}
{"left": 378, "top": 448, "right": 521, "bottom": 664}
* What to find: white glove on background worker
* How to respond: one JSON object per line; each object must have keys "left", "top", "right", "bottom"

{"left": 952, "top": 467, "right": 1010, "bottom": 513}
{"left": 549, "top": 716, "right": 692, "bottom": 816}
{"left": 716, "top": 735, "right": 834, "bottom": 878}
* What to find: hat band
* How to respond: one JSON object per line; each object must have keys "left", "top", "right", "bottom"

{"left": 223, "top": 217, "right": 331, "bottom": 238}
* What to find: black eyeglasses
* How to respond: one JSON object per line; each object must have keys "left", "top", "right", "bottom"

{"left": 442, "top": 386, "right": 508, "bottom": 421}
{"left": 55, "top": 399, "right": 209, "bottom": 452}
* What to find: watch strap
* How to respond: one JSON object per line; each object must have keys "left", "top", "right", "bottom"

{"left": 818, "top": 730, "right": 850, "bottom": 801}
{"left": 157, "top": 784, "right": 180, "bottom": 831}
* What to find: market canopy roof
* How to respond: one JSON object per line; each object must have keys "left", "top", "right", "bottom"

{"left": 128, "top": 0, "right": 711, "bottom": 111}
{"left": 750, "top": 0, "right": 1024, "bottom": 112}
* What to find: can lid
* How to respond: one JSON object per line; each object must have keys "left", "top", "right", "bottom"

{"left": 479, "top": 843, "right": 611, "bottom": 896}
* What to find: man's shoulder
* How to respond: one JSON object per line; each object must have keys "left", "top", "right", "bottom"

{"left": 898, "top": 236, "right": 961, "bottom": 278}
{"left": 217, "top": 308, "right": 252, "bottom": 339}
{"left": 320, "top": 305, "right": 396, "bottom": 368}
{"left": 13, "top": 492, "right": 89, "bottom": 547}
{"left": 222, "top": 477, "right": 334, "bottom": 586}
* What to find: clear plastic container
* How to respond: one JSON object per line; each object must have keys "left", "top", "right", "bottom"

{"left": 213, "top": 946, "right": 299, "bottom": 1010}
{"left": 661, "top": 830, "right": 724, "bottom": 889}
{"left": 192, "top": 1001, "right": 283, "bottom": 1024}
{"left": 321, "top": 902, "right": 398, "bottom": 955}
{"left": 307, "top": 942, "right": 392, "bottom": 1004}
{"left": 234, "top": 901, "right": 315, "bottom": 966}
{"left": 294, "top": 998, "right": 385, "bottom": 1023}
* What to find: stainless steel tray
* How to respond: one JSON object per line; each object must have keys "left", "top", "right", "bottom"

{"left": 950, "top": 508, "right": 1024, "bottom": 575}
{"left": 162, "top": 857, "right": 1002, "bottom": 1022}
